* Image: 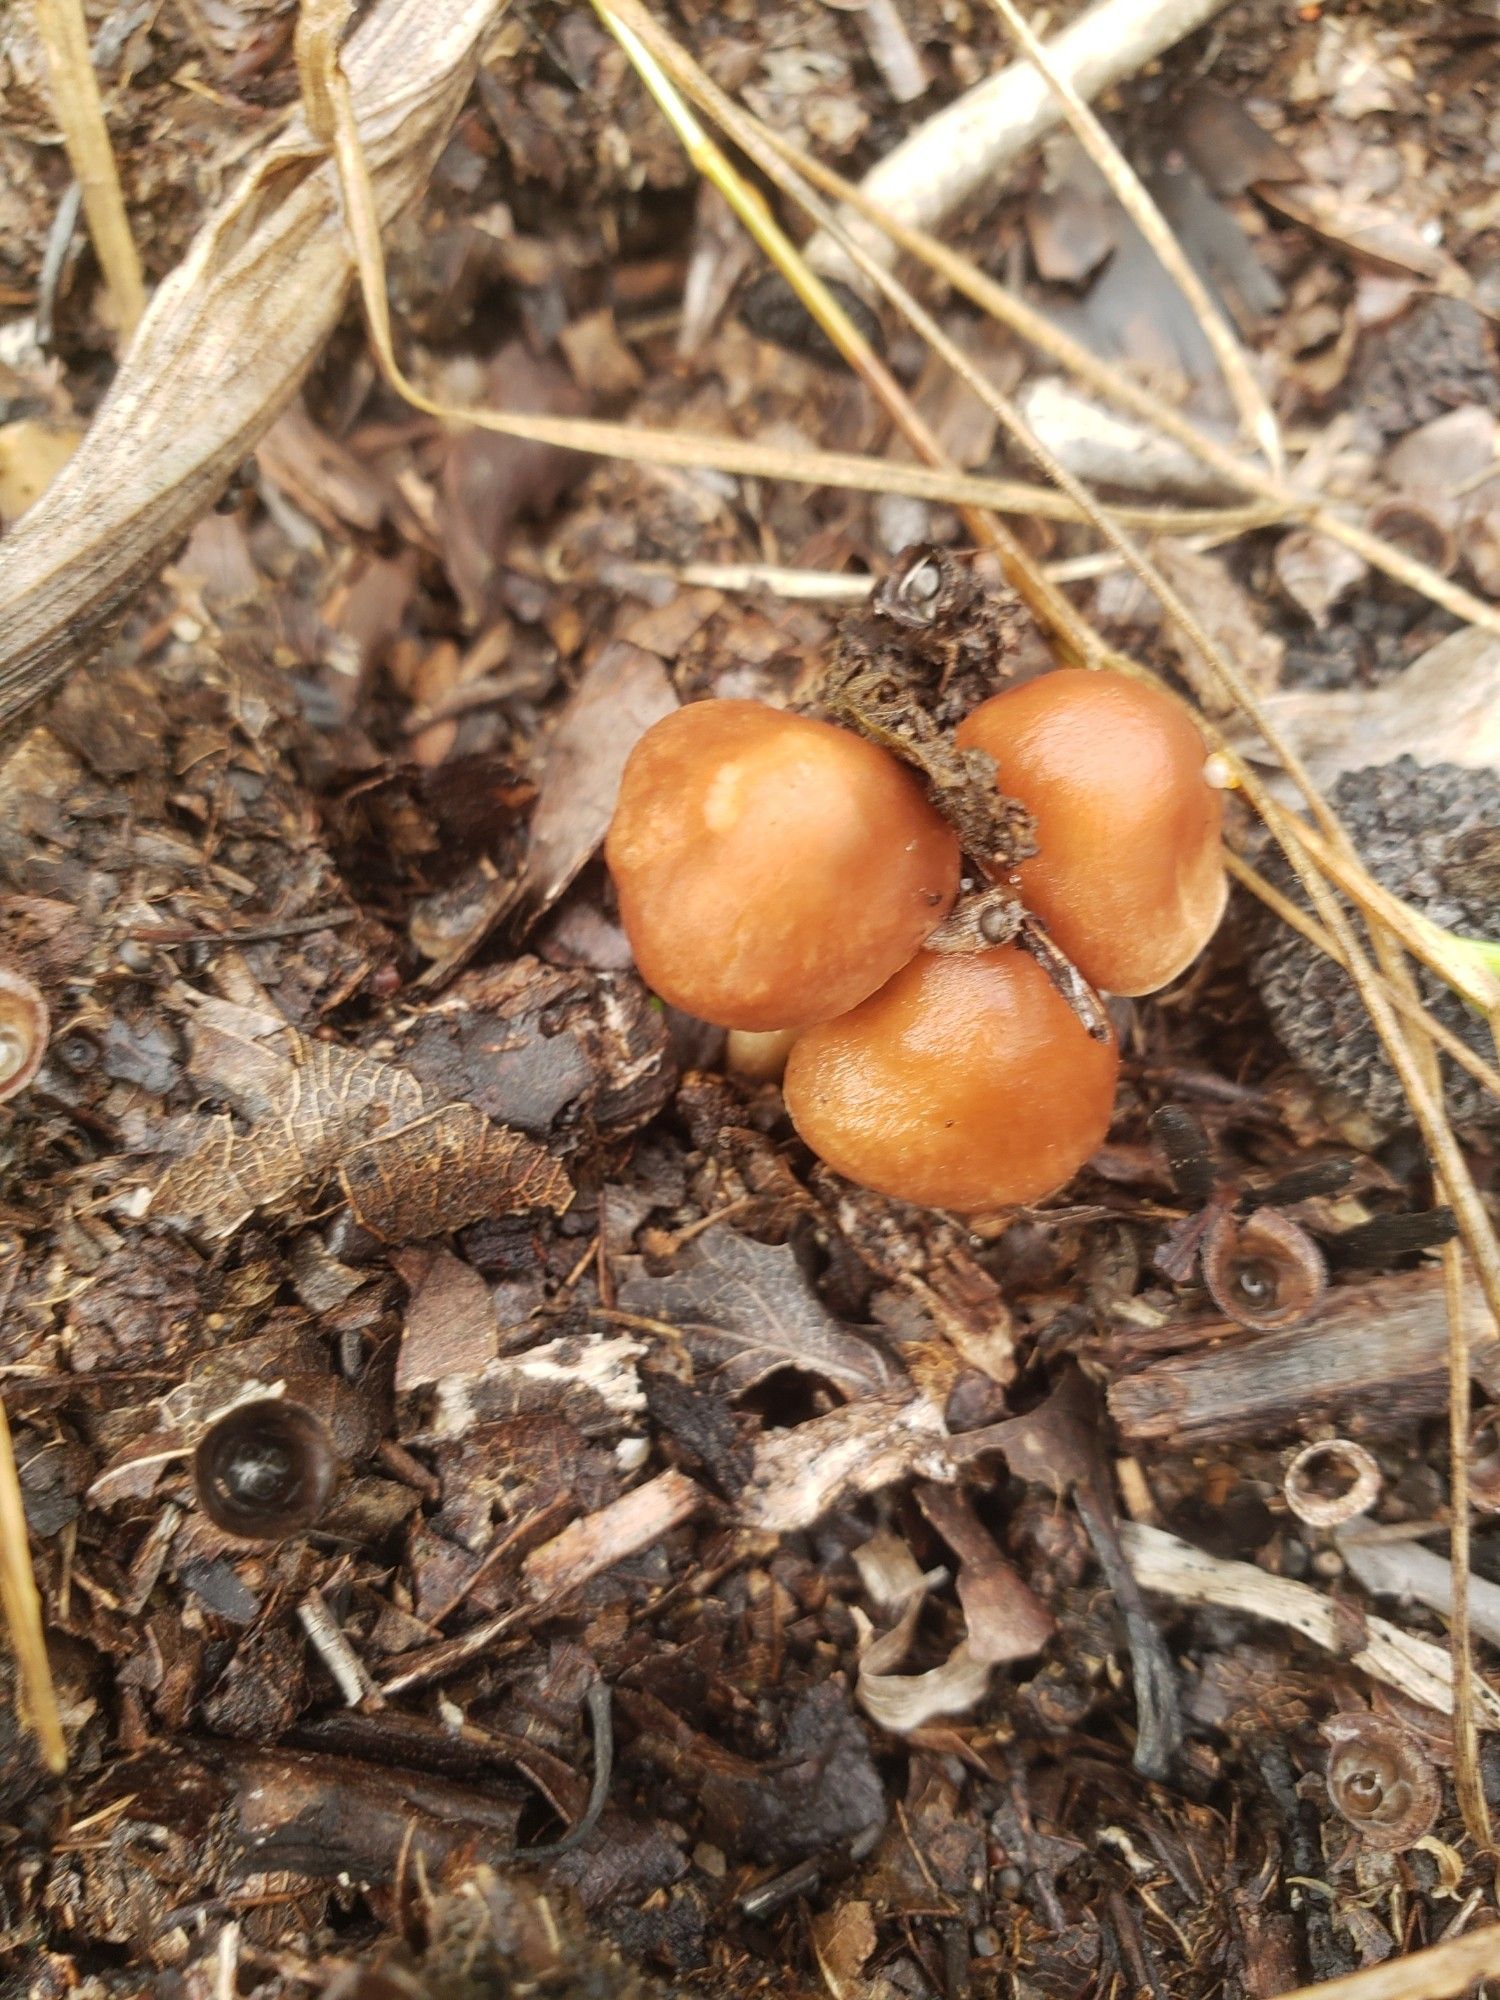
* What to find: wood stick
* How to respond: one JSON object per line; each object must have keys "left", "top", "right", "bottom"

{"left": 1108, "top": 1266, "right": 1500, "bottom": 1448}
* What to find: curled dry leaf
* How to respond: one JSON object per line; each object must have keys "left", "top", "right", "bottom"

{"left": 811, "top": 1901, "right": 879, "bottom": 2000}
{"left": 1283, "top": 1438, "right": 1382, "bottom": 1529}
{"left": 0, "top": 0, "right": 500, "bottom": 725}
{"left": 1383, "top": 406, "right": 1496, "bottom": 492}
{"left": 1152, "top": 542, "right": 1284, "bottom": 715}
{"left": 855, "top": 1576, "right": 993, "bottom": 1736}
{"left": 1322, "top": 1712, "right": 1441, "bottom": 1852}
{"left": 1230, "top": 627, "right": 1500, "bottom": 790}
{"left": 149, "top": 995, "right": 571, "bottom": 1243}
{"left": 1273, "top": 528, "right": 1369, "bottom": 629}
{"left": 917, "top": 1484, "right": 1056, "bottom": 1664}
{"left": 1201, "top": 1207, "right": 1327, "bottom": 1331}
{"left": 0, "top": 966, "right": 48, "bottom": 1104}
{"left": 852, "top": 1529, "right": 933, "bottom": 1615}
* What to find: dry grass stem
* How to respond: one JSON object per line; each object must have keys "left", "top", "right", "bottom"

{"left": 742, "top": 115, "right": 1500, "bottom": 641}
{"left": 1267, "top": 1921, "right": 1500, "bottom": 2000}
{"left": 0, "top": 1394, "right": 66, "bottom": 1773}
{"left": 31, "top": 0, "right": 145, "bottom": 341}
{"left": 982, "top": 0, "right": 1281, "bottom": 475}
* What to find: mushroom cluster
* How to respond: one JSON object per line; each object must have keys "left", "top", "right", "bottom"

{"left": 607, "top": 671, "right": 1225, "bottom": 1213}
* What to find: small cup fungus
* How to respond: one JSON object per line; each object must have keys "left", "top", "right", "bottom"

{"left": 782, "top": 946, "right": 1119, "bottom": 1213}
{"left": 0, "top": 967, "right": 48, "bottom": 1105}
{"left": 606, "top": 700, "right": 960, "bottom": 1030}
{"left": 193, "top": 1398, "right": 338, "bottom": 1540}
{"left": 955, "top": 670, "right": 1226, "bottom": 996}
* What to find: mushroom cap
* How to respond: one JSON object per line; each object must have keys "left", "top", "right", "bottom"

{"left": 783, "top": 945, "right": 1119, "bottom": 1213}
{"left": 956, "top": 670, "right": 1225, "bottom": 996}
{"left": 606, "top": 700, "right": 960, "bottom": 1031}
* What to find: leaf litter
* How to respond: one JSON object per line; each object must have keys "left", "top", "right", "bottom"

{"left": 0, "top": 0, "right": 1499, "bottom": 1995}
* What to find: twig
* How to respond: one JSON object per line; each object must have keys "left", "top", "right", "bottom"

{"left": 30, "top": 0, "right": 144, "bottom": 341}
{"left": 801, "top": 0, "right": 1234, "bottom": 281}
{"left": 1121, "top": 1522, "right": 1500, "bottom": 1727}
{"left": 513, "top": 1681, "right": 614, "bottom": 1860}
{"left": 981, "top": 0, "right": 1281, "bottom": 475}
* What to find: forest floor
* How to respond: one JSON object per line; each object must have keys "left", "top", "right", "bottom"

{"left": 1, "top": 0, "right": 1500, "bottom": 1995}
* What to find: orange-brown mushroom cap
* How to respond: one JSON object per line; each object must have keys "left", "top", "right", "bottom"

{"left": 783, "top": 945, "right": 1119, "bottom": 1213}
{"left": 955, "top": 670, "right": 1226, "bottom": 996}
{"left": 606, "top": 700, "right": 961, "bottom": 1031}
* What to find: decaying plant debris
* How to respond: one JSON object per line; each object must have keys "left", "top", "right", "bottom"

{"left": 2, "top": 0, "right": 1500, "bottom": 1995}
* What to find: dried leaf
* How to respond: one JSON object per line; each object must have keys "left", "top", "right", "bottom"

{"left": 1174, "top": 84, "right": 1301, "bottom": 198}
{"left": 618, "top": 1223, "right": 902, "bottom": 1400}
{"left": 520, "top": 640, "right": 679, "bottom": 922}
{"left": 1260, "top": 182, "right": 1470, "bottom": 290}
{"left": 396, "top": 1248, "right": 499, "bottom": 1392}
{"left": 917, "top": 1485, "right": 1055, "bottom": 1664}
{"left": 436, "top": 342, "right": 589, "bottom": 625}
{"left": 1228, "top": 627, "right": 1500, "bottom": 790}
{"left": 811, "top": 1902, "right": 879, "bottom": 2000}
{"left": 1273, "top": 528, "right": 1370, "bottom": 628}
{"left": 855, "top": 1591, "right": 993, "bottom": 1734}
{"left": 149, "top": 996, "right": 570, "bottom": 1242}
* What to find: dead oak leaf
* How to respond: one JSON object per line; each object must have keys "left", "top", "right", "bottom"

{"left": 617, "top": 1221, "right": 902, "bottom": 1400}
{"left": 150, "top": 996, "right": 570, "bottom": 1242}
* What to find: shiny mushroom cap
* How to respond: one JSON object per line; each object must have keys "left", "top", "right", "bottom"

{"left": 783, "top": 944, "right": 1119, "bottom": 1213}
{"left": 606, "top": 700, "right": 960, "bottom": 1031}
{"left": 956, "top": 670, "right": 1226, "bottom": 997}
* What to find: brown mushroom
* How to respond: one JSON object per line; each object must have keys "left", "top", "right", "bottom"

{"left": 955, "top": 670, "right": 1226, "bottom": 996}
{"left": 606, "top": 700, "right": 960, "bottom": 1030}
{"left": 783, "top": 945, "right": 1119, "bottom": 1212}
